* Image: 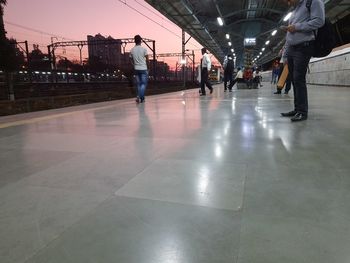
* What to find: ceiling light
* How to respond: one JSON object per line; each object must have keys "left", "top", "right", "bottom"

{"left": 283, "top": 12, "right": 292, "bottom": 21}
{"left": 228, "top": 42, "right": 232, "bottom": 46}
{"left": 217, "top": 17, "right": 224, "bottom": 26}
{"left": 271, "top": 30, "right": 277, "bottom": 36}
{"left": 262, "top": 48, "right": 265, "bottom": 51}
{"left": 226, "top": 34, "right": 230, "bottom": 39}
{"left": 231, "top": 48, "right": 234, "bottom": 52}
{"left": 265, "top": 40, "right": 270, "bottom": 45}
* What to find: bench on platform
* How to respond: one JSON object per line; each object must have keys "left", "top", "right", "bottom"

{"left": 236, "top": 81, "right": 259, "bottom": 89}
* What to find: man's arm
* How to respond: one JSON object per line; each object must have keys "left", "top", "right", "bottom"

{"left": 281, "top": 42, "right": 289, "bottom": 65}
{"left": 144, "top": 48, "right": 149, "bottom": 69}
{"left": 223, "top": 56, "right": 228, "bottom": 69}
{"left": 145, "top": 54, "right": 149, "bottom": 69}
{"left": 205, "top": 54, "right": 212, "bottom": 70}
{"left": 291, "top": 0, "right": 325, "bottom": 32}
{"left": 129, "top": 52, "right": 134, "bottom": 67}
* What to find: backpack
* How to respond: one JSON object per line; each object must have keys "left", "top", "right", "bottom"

{"left": 306, "top": 0, "right": 336, "bottom": 58}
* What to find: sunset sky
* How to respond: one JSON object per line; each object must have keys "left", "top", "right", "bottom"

{"left": 3, "top": 0, "right": 218, "bottom": 68}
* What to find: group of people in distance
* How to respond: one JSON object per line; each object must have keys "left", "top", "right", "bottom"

{"left": 198, "top": 0, "right": 325, "bottom": 123}
{"left": 198, "top": 49, "right": 263, "bottom": 95}
{"left": 130, "top": 0, "right": 325, "bottom": 123}
{"left": 234, "top": 66, "right": 263, "bottom": 89}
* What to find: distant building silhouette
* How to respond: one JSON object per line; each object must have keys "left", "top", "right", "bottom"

{"left": 87, "top": 34, "right": 122, "bottom": 67}
{"left": 149, "top": 59, "right": 171, "bottom": 80}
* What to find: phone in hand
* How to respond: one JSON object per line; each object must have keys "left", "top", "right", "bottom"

{"left": 280, "top": 25, "right": 288, "bottom": 31}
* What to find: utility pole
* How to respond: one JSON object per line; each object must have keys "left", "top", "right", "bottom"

{"left": 152, "top": 40, "right": 156, "bottom": 81}
{"left": 24, "top": 40, "right": 32, "bottom": 83}
{"left": 182, "top": 29, "right": 192, "bottom": 88}
{"left": 78, "top": 43, "right": 83, "bottom": 65}
{"left": 50, "top": 37, "right": 58, "bottom": 70}
{"left": 182, "top": 30, "right": 185, "bottom": 87}
{"left": 192, "top": 50, "right": 195, "bottom": 83}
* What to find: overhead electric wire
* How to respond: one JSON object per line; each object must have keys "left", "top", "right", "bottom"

{"left": 6, "top": 2, "right": 201, "bottom": 62}
{"left": 117, "top": 0, "right": 201, "bottom": 49}
{"left": 117, "top": 0, "right": 181, "bottom": 38}
{"left": 4, "top": 20, "right": 74, "bottom": 41}
{"left": 6, "top": 29, "right": 45, "bottom": 39}
{"left": 134, "top": 0, "right": 171, "bottom": 23}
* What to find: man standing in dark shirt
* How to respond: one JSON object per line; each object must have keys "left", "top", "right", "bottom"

{"left": 223, "top": 54, "right": 235, "bottom": 92}
{"left": 280, "top": 0, "right": 325, "bottom": 121}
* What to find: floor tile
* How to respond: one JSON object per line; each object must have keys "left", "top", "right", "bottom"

{"left": 116, "top": 159, "right": 246, "bottom": 210}
{"left": 26, "top": 196, "right": 241, "bottom": 263}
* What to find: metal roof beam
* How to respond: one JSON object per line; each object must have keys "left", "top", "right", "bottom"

{"left": 223, "top": 7, "right": 284, "bottom": 18}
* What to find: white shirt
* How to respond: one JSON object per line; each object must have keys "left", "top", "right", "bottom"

{"left": 130, "top": 45, "right": 148, "bottom": 70}
{"left": 236, "top": 70, "right": 243, "bottom": 79}
{"left": 201, "top": 53, "right": 211, "bottom": 70}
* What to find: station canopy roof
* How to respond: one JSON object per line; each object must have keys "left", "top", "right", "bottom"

{"left": 145, "top": 0, "right": 350, "bottom": 66}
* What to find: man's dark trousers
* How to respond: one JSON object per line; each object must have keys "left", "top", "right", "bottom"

{"left": 224, "top": 70, "right": 233, "bottom": 90}
{"left": 287, "top": 42, "right": 313, "bottom": 115}
{"left": 200, "top": 68, "right": 213, "bottom": 95}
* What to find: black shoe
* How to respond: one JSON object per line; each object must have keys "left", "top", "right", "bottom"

{"left": 136, "top": 98, "right": 140, "bottom": 103}
{"left": 274, "top": 91, "right": 281, "bottom": 94}
{"left": 229, "top": 89, "right": 232, "bottom": 92}
{"left": 140, "top": 98, "right": 145, "bottom": 103}
{"left": 224, "top": 88, "right": 227, "bottom": 92}
{"left": 200, "top": 93, "right": 206, "bottom": 96}
{"left": 281, "top": 110, "right": 297, "bottom": 117}
{"left": 284, "top": 92, "right": 289, "bottom": 94}
{"left": 291, "top": 113, "right": 307, "bottom": 122}
{"left": 210, "top": 88, "right": 213, "bottom": 94}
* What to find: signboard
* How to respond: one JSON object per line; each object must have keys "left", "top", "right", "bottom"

{"left": 244, "top": 38, "right": 256, "bottom": 46}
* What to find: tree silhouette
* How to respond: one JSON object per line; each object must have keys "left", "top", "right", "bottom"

{"left": 0, "top": 0, "right": 7, "bottom": 41}
{"left": 0, "top": 0, "right": 19, "bottom": 71}
{"left": 28, "top": 46, "right": 50, "bottom": 70}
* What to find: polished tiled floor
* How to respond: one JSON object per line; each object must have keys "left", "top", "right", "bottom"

{"left": 0, "top": 83, "right": 350, "bottom": 263}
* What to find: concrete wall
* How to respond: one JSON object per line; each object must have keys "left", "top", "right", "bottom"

{"left": 307, "top": 48, "right": 350, "bottom": 87}
{"left": 260, "top": 46, "right": 350, "bottom": 87}
{"left": 260, "top": 71, "right": 273, "bottom": 83}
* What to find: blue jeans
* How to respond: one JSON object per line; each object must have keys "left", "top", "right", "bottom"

{"left": 135, "top": 70, "right": 148, "bottom": 100}
{"left": 271, "top": 73, "right": 279, "bottom": 84}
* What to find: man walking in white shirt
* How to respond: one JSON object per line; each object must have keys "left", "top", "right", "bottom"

{"left": 130, "top": 35, "right": 149, "bottom": 103}
{"left": 200, "top": 48, "right": 213, "bottom": 96}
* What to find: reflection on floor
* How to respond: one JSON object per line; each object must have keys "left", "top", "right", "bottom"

{"left": 0, "top": 83, "right": 350, "bottom": 263}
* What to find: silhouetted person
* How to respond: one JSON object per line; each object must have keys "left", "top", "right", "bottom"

{"left": 223, "top": 54, "right": 235, "bottom": 92}
{"left": 253, "top": 69, "right": 263, "bottom": 88}
{"left": 243, "top": 68, "right": 253, "bottom": 88}
{"left": 271, "top": 60, "right": 280, "bottom": 84}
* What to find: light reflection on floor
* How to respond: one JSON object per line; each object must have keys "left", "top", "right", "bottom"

{"left": 0, "top": 83, "right": 350, "bottom": 263}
